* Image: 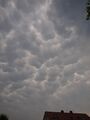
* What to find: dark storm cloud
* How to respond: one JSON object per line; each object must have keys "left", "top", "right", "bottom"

{"left": 0, "top": 0, "right": 90, "bottom": 120}
{"left": 48, "top": 0, "right": 90, "bottom": 40}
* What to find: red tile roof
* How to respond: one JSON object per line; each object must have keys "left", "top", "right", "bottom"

{"left": 43, "top": 111, "right": 90, "bottom": 120}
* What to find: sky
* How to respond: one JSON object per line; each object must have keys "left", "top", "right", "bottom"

{"left": 0, "top": 0, "right": 90, "bottom": 120}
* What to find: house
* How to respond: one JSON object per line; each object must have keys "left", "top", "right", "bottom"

{"left": 43, "top": 111, "right": 90, "bottom": 120}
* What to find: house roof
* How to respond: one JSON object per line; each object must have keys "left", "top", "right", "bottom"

{"left": 43, "top": 111, "right": 90, "bottom": 120}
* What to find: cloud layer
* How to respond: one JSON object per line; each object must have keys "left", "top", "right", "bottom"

{"left": 0, "top": 0, "right": 90, "bottom": 120}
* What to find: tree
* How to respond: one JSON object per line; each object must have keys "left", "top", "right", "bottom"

{"left": 0, "top": 114, "right": 8, "bottom": 120}
{"left": 86, "top": 0, "right": 90, "bottom": 20}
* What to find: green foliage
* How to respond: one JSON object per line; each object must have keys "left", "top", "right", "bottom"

{"left": 0, "top": 114, "right": 8, "bottom": 120}
{"left": 86, "top": 0, "right": 90, "bottom": 20}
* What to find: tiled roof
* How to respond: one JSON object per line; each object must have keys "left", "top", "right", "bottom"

{"left": 43, "top": 111, "right": 90, "bottom": 120}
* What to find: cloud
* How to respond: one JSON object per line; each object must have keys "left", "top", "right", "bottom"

{"left": 0, "top": 0, "right": 90, "bottom": 120}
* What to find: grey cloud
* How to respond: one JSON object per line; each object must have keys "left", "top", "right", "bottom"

{"left": 0, "top": 17, "right": 12, "bottom": 33}
{"left": 0, "top": 0, "right": 90, "bottom": 120}
{"left": 60, "top": 82, "right": 90, "bottom": 113}
{"left": 49, "top": 0, "right": 86, "bottom": 24}
{"left": 35, "top": 67, "right": 47, "bottom": 81}
{"left": 8, "top": 8, "right": 22, "bottom": 26}
{"left": 16, "top": 0, "right": 45, "bottom": 13}
{"left": 48, "top": 0, "right": 90, "bottom": 39}
{"left": 34, "top": 19, "right": 55, "bottom": 41}
{"left": 47, "top": 76, "right": 90, "bottom": 112}
{"left": 0, "top": 0, "right": 8, "bottom": 7}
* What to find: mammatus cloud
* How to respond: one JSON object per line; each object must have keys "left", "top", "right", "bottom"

{"left": 0, "top": 0, "right": 90, "bottom": 120}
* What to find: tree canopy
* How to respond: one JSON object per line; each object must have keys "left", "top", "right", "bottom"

{"left": 86, "top": 0, "right": 90, "bottom": 20}
{"left": 0, "top": 114, "right": 8, "bottom": 120}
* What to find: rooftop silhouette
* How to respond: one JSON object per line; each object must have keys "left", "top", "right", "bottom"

{"left": 43, "top": 111, "right": 90, "bottom": 120}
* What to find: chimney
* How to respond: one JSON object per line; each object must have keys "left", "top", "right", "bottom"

{"left": 70, "top": 111, "right": 73, "bottom": 114}
{"left": 61, "top": 110, "right": 64, "bottom": 113}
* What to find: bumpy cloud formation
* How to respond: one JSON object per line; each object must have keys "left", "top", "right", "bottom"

{"left": 0, "top": 0, "right": 90, "bottom": 120}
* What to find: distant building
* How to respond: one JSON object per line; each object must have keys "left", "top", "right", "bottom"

{"left": 43, "top": 111, "right": 90, "bottom": 120}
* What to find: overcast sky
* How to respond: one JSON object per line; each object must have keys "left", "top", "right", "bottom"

{"left": 0, "top": 0, "right": 90, "bottom": 120}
